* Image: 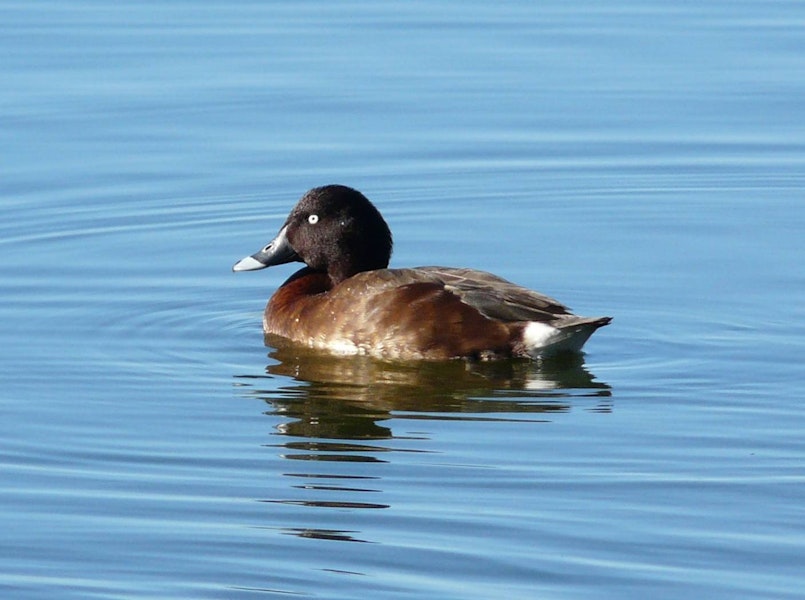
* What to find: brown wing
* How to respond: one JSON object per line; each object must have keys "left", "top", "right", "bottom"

{"left": 413, "top": 266, "right": 572, "bottom": 323}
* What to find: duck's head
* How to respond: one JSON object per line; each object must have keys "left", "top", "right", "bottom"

{"left": 233, "top": 185, "right": 393, "bottom": 284}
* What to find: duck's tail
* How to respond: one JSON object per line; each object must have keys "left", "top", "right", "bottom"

{"left": 522, "top": 316, "right": 612, "bottom": 358}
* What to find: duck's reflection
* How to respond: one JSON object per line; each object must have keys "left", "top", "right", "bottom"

{"left": 237, "top": 337, "right": 610, "bottom": 542}
{"left": 241, "top": 339, "right": 611, "bottom": 437}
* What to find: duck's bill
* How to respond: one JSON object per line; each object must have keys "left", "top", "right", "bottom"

{"left": 232, "top": 255, "right": 268, "bottom": 272}
{"left": 232, "top": 225, "right": 300, "bottom": 272}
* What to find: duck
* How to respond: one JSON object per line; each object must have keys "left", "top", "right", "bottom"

{"left": 233, "top": 185, "right": 611, "bottom": 361}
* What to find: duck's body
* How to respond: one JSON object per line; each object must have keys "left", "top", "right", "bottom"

{"left": 234, "top": 185, "right": 610, "bottom": 361}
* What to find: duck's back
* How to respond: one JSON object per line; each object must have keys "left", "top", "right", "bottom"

{"left": 265, "top": 266, "right": 610, "bottom": 360}
{"left": 414, "top": 267, "right": 572, "bottom": 322}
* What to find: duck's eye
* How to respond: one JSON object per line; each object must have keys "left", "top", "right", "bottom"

{"left": 308, "top": 214, "right": 319, "bottom": 225}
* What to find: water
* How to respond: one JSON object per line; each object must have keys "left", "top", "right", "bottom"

{"left": 2, "top": 1, "right": 805, "bottom": 598}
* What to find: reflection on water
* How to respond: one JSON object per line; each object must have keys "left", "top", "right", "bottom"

{"left": 236, "top": 338, "right": 610, "bottom": 542}
{"left": 240, "top": 334, "right": 612, "bottom": 440}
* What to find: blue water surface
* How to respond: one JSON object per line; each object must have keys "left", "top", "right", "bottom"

{"left": 2, "top": 1, "right": 804, "bottom": 599}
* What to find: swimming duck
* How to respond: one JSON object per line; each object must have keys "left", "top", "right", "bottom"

{"left": 233, "top": 185, "right": 610, "bottom": 360}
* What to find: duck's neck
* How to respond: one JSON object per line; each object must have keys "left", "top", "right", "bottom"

{"left": 327, "top": 255, "right": 389, "bottom": 286}
{"left": 327, "top": 263, "right": 358, "bottom": 286}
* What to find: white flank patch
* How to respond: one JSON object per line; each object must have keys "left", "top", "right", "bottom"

{"left": 317, "top": 338, "right": 361, "bottom": 355}
{"left": 523, "top": 321, "right": 559, "bottom": 350}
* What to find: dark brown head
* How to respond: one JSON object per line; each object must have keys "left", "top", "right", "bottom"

{"left": 233, "top": 185, "right": 393, "bottom": 284}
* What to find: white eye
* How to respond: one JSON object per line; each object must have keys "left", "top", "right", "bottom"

{"left": 308, "top": 214, "right": 319, "bottom": 225}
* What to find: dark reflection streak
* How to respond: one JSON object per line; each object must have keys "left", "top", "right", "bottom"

{"left": 282, "top": 454, "right": 387, "bottom": 463}
{"left": 291, "top": 485, "right": 380, "bottom": 493}
{"left": 269, "top": 441, "right": 433, "bottom": 453}
{"left": 320, "top": 568, "right": 368, "bottom": 575}
{"left": 230, "top": 585, "right": 310, "bottom": 596}
{"left": 264, "top": 500, "right": 389, "bottom": 510}
{"left": 284, "top": 473, "right": 380, "bottom": 480}
{"left": 251, "top": 526, "right": 374, "bottom": 544}
{"left": 392, "top": 414, "right": 555, "bottom": 423}
{"left": 283, "top": 529, "right": 374, "bottom": 545}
